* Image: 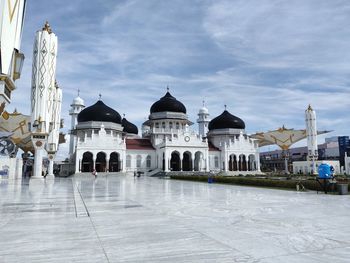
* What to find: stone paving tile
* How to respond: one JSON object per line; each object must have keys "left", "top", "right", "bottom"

{"left": 1, "top": 174, "right": 350, "bottom": 262}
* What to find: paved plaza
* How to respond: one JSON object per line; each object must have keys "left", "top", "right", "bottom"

{"left": 1, "top": 174, "right": 350, "bottom": 262}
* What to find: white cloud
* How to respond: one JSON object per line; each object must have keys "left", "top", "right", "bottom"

{"left": 9, "top": 0, "right": 350, "bottom": 159}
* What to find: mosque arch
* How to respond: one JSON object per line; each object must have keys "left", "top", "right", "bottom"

{"left": 82, "top": 151, "right": 93, "bottom": 172}
{"left": 146, "top": 155, "right": 151, "bottom": 168}
{"left": 248, "top": 154, "right": 256, "bottom": 171}
{"left": 109, "top": 152, "right": 120, "bottom": 172}
{"left": 182, "top": 151, "right": 192, "bottom": 171}
{"left": 214, "top": 156, "right": 219, "bottom": 168}
{"left": 238, "top": 154, "right": 247, "bottom": 171}
{"left": 170, "top": 151, "right": 181, "bottom": 171}
{"left": 194, "top": 151, "right": 203, "bottom": 171}
{"left": 136, "top": 155, "right": 142, "bottom": 168}
{"left": 96, "top": 152, "right": 107, "bottom": 172}
{"left": 229, "top": 154, "right": 238, "bottom": 171}
{"left": 126, "top": 155, "right": 131, "bottom": 168}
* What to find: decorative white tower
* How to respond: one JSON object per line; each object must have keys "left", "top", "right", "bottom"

{"left": 197, "top": 101, "right": 210, "bottom": 137}
{"left": 46, "top": 81, "right": 62, "bottom": 177}
{"left": 0, "top": 0, "right": 27, "bottom": 107}
{"left": 30, "top": 21, "right": 58, "bottom": 178}
{"left": 69, "top": 91, "right": 85, "bottom": 158}
{"left": 305, "top": 104, "right": 318, "bottom": 174}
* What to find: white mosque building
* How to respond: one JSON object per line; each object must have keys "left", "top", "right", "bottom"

{"left": 69, "top": 90, "right": 261, "bottom": 175}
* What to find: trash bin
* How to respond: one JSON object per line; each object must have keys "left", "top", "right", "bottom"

{"left": 208, "top": 177, "right": 213, "bottom": 184}
{"left": 337, "top": 184, "right": 348, "bottom": 195}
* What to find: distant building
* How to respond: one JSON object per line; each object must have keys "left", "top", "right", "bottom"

{"left": 260, "top": 136, "right": 348, "bottom": 173}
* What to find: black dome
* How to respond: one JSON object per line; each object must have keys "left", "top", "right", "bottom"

{"left": 209, "top": 110, "right": 245, "bottom": 130}
{"left": 122, "top": 118, "right": 138, "bottom": 135}
{"left": 77, "top": 100, "right": 122, "bottom": 124}
{"left": 150, "top": 91, "right": 186, "bottom": 114}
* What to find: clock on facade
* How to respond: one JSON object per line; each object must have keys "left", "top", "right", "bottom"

{"left": 184, "top": 136, "right": 190, "bottom": 142}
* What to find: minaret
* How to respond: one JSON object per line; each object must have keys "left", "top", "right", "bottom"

{"left": 69, "top": 90, "right": 85, "bottom": 157}
{"left": 305, "top": 104, "right": 318, "bottom": 174}
{"left": 30, "top": 21, "right": 58, "bottom": 178}
{"left": 0, "top": 0, "right": 26, "bottom": 106}
{"left": 46, "top": 81, "right": 62, "bottom": 176}
{"left": 197, "top": 101, "right": 210, "bottom": 137}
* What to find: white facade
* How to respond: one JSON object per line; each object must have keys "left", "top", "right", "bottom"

{"left": 293, "top": 160, "right": 340, "bottom": 175}
{"left": 0, "top": 0, "right": 26, "bottom": 105}
{"left": 70, "top": 92, "right": 261, "bottom": 175}
{"left": 30, "top": 22, "right": 60, "bottom": 178}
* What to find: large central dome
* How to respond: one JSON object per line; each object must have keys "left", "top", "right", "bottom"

{"left": 150, "top": 91, "right": 186, "bottom": 114}
{"left": 209, "top": 110, "right": 245, "bottom": 130}
{"left": 77, "top": 100, "right": 122, "bottom": 124}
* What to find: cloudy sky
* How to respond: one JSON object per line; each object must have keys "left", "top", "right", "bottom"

{"left": 12, "top": 0, "right": 350, "bottom": 158}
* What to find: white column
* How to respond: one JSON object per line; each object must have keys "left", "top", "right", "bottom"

{"left": 205, "top": 151, "right": 209, "bottom": 172}
{"left": 32, "top": 149, "right": 44, "bottom": 178}
{"left": 256, "top": 153, "right": 261, "bottom": 172}
{"left": 48, "top": 159, "right": 54, "bottom": 176}
{"left": 164, "top": 151, "right": 169, "bottom": 172}
{"left": 106, "top": 159, "right": 109, "bottom": 172}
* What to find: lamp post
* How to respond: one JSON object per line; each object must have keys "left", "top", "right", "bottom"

{"left": 13, "top": 51, "right": 25, "bottom": 81}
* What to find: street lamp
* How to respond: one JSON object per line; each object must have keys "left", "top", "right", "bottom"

{"left": 13, "top": 50, "right": 25, "bottom": 81}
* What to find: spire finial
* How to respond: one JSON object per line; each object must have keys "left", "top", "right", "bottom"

{"left": 307, "top": 104, "right": 313, "bottom": 111}
{"left": 42, "top": 21, "right": 52, "bottom": 34}
{"left": 123, "top": 113, "right": 125, "bottom": 118}
{"left": 224, "top": 104, "right": 227, "bottom": 110}
{"left": 166, "top": 85, "right": 169, "bottom": 92}
{"left": 55, "top": 80, "right": 58, "bottom": 88}
{"left": 99, "top": 93, "right": 102, "bottom": 100}
{"left": 202, "top": 100, "right": 205, "bottom": 107}
{"left": 78, "top": 89, "right": 80, "bottom": 97}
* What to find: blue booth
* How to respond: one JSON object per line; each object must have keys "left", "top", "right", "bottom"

{"left": 318, "top": 163, "right": 334, "bottom": 179}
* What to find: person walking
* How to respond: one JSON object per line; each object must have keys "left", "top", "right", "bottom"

{"left": 92, "top": 169, "right": 97, "bottom": 178}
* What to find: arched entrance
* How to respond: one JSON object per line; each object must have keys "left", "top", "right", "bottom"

{"left": 239, "top": 154, "right": 247, "bottom": 171}
{"left": 96, "top": 152, "right": 106, "bottom": 172}
{"left": 229, "top": 154, "right": 238, "bottom": 171}
{"left": 248, "top": 154, "right": 256, "bottom": 171}
{"left": 109, "top": 152, "right": 120, "bottom": 172}
{"left": 170, "top": 151, "right": 180, "bottom": 171}
{"left": 82, "top": 152, "right": 93, "bottom": 172}
{"left": 194, "top": 151, "right": 203, "bottom": 171}
{"left": 182, "top": 151, "right": 192, "bottom": 171}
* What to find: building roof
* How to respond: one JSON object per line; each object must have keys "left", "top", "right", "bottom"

{"left": 122, "top": 118, "right": 138, "bottom": 135}
{"left": 150, "top": 91, "right": 186, "bottom": 114}
{"left": 126, "top": 138, "right": 155, "bottom": 150}
{"left": 77, "top": 100, "right": 122, "bottom": 124}
{"left": 209, "top": 110, "right": 245, "bottom": 130}
{"left": 208, "top": 142, "right": 220, "bottom": 151}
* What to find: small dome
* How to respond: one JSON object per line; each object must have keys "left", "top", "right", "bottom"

{"left": 150, "top": 91, "right": 186, "bottom": 114}
{"left": 77, "top": 100, "right": 121, "bottom": 124}
{"left": 199, "top": 106, "right": 208, "bottom": 114}
{"left": 209, "top": 110, "right": 245, "bottom": 130}
{"left": 72, "top": 96, "right": 84, "bottom": 106}
{"left": 122, "top": 118, "right": 138, "bottom": 135}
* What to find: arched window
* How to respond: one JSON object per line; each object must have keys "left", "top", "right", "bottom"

{"left": 136, "top": 155, "right": 142, "bottom": 168}
{"left": 162, "top": 122, "right": 166, "bottom": 129}
{"left": 176, "top": 122, "right": 179, "bottom": 129}
{"left": 214, "top": 156, "right": 219, "bottom": 168}
{"left": 146, "top": 155, "right": 151, "bottom": 168}
{"left": 155, "top": 122, "right": 159, "bottom": 128}
{"left": 169, "top": 122, "right": 173, "bottom": 129}
{"left": 126, "top": 155, "right": 131, "bottom": 168}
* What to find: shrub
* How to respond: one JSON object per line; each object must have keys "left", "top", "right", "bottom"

{"left": 170, "top": 175, "right": 349, "bottom": 192}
